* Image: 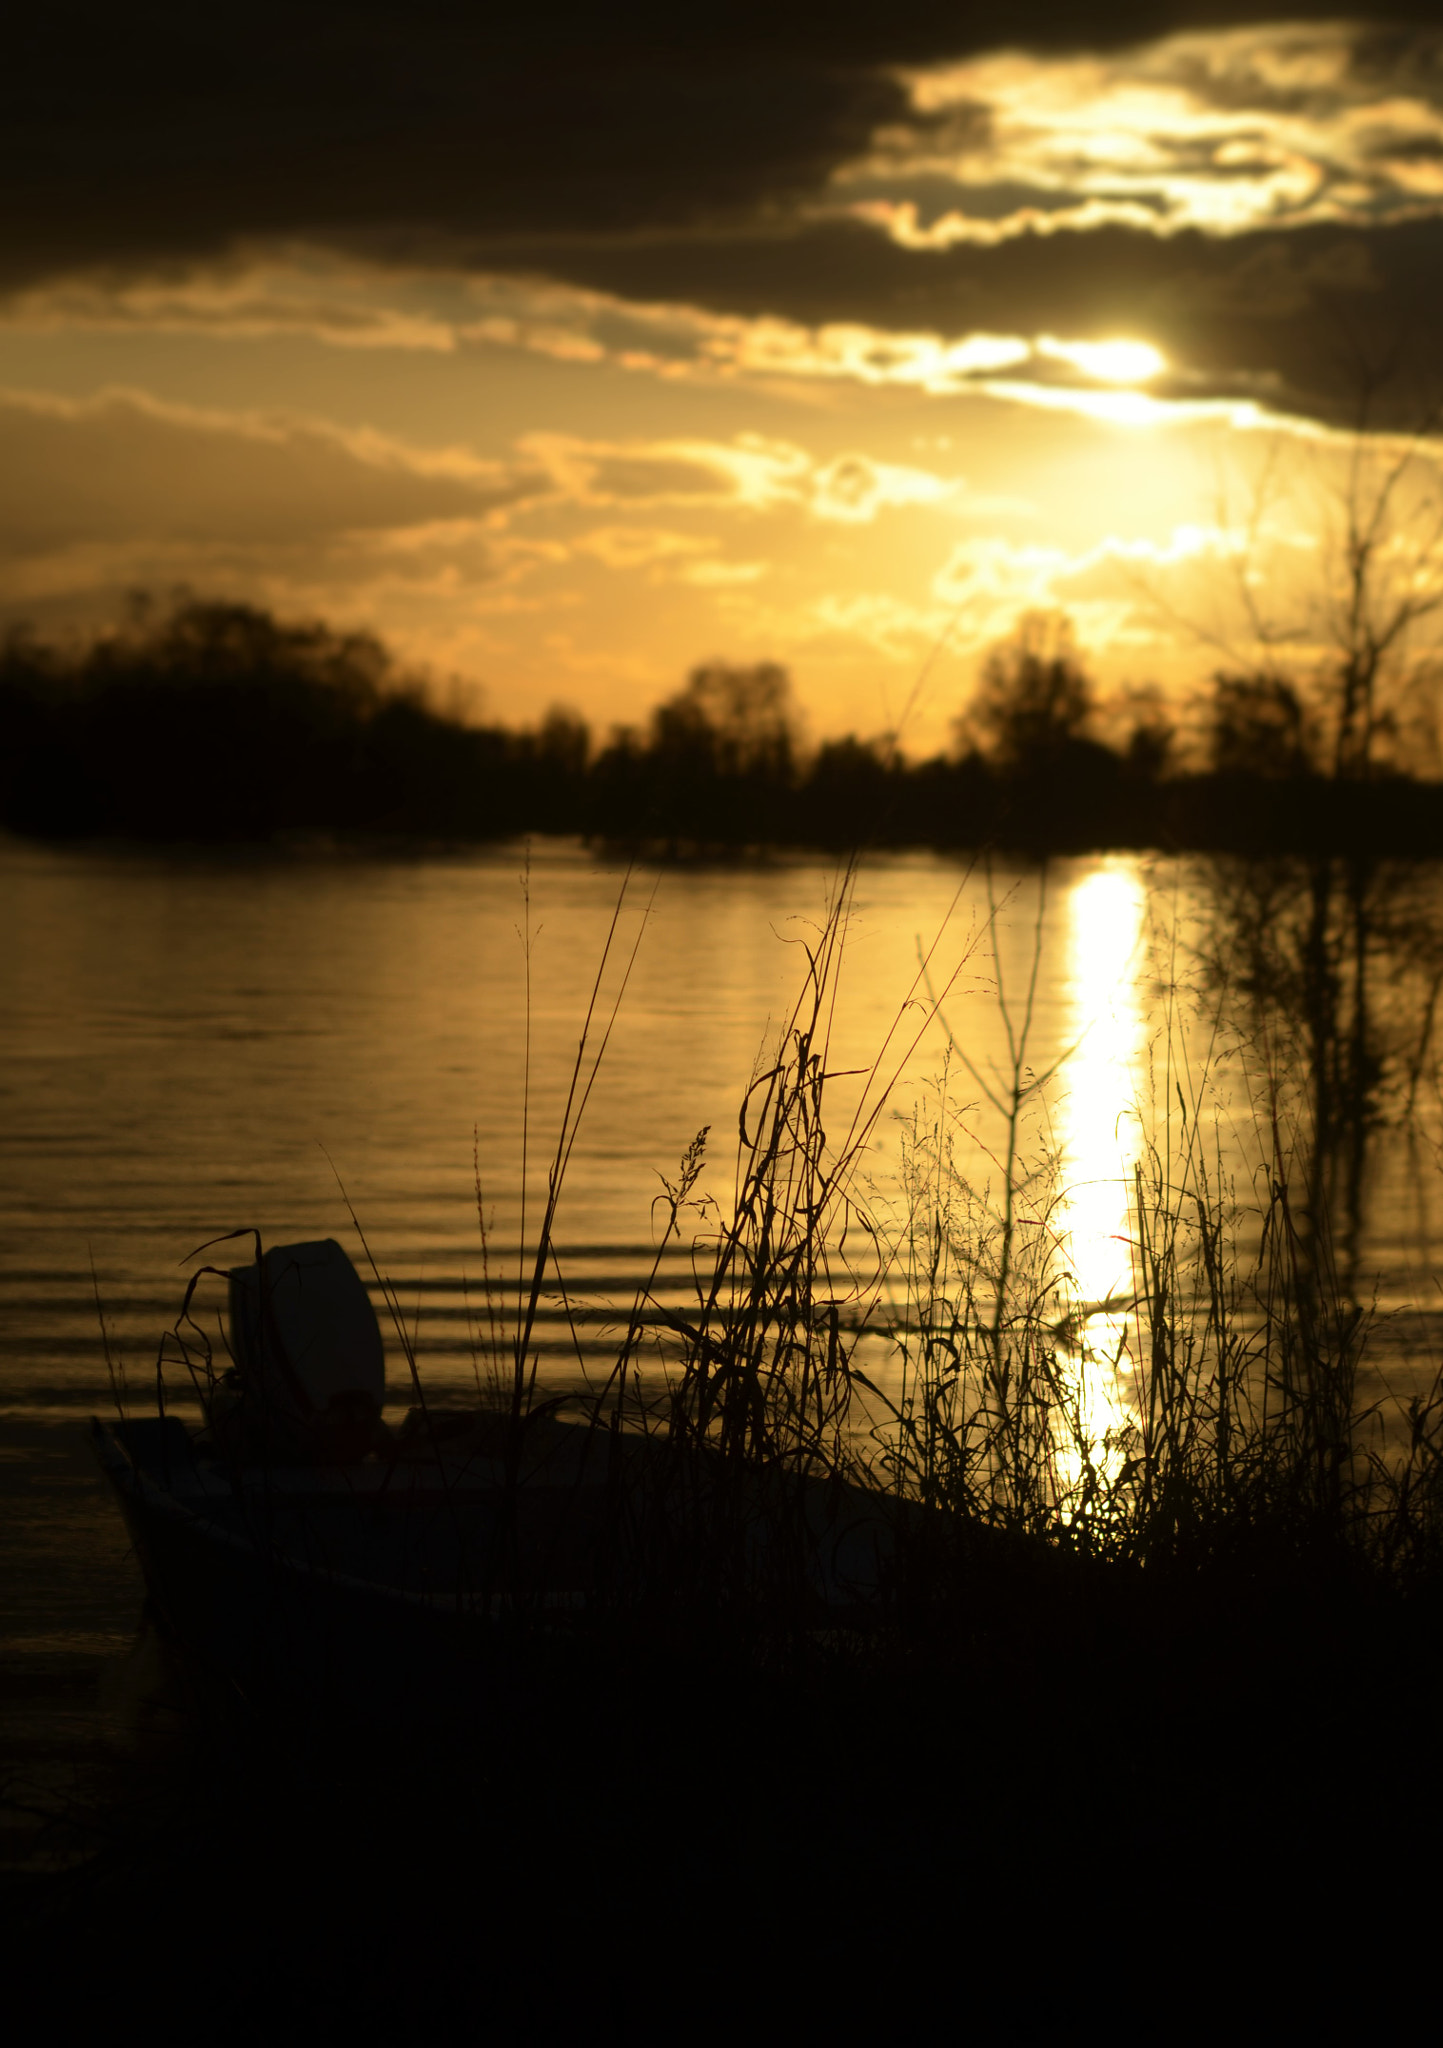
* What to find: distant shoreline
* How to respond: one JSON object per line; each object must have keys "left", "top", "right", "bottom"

{"left": 8, "top": 774, "right": 1443, "bottom": 863}
{"left": 8, "top": 595, "right": 1441, "bottom": 859}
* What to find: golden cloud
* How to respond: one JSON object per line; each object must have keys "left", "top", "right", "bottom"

{"left": 0, "top": 252, "right": 1196, "bottom": 419}
{"left": 835, "top": 24, "right": 1443, "bottom": 246}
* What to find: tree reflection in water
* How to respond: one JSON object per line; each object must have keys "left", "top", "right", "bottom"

{"left": 1199, "top": 850, "right": 1443, "bottom": 1308}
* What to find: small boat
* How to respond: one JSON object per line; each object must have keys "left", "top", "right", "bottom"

{"left": 94, "top": 1239, "right": 906, "bottom": 1723}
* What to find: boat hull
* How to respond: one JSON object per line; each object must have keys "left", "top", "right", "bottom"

{"left": 92, "top": 1418, "right": 567, "bottom": 1725}
{"left": 93, "top": 1410, "right": 910, "bottom": 1725}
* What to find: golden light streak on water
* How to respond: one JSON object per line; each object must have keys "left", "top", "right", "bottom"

{"left": 1053, "top": 859, "right": 1147, "bottom": 1488}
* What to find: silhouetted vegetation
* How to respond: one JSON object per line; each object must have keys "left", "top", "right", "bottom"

{"left": 16, "top": 855, "right": 1443, "bottom": 2029}
{"left": 5, "top": 594, "right": 1443, "bottom": 854}
{"left": 0, "top": 599, "right": 580, "bottom": 843}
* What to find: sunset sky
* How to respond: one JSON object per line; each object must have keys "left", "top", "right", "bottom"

{"left": 7, "top": 5, "right": 1443, "bottom": 752}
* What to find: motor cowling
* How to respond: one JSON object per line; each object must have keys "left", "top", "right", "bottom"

{"left": 219, "top": 1238, "right": 388, "bottom": 1463}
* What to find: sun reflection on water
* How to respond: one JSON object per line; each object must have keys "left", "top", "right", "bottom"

{"left": 1053, "top": 861, "right": 1147, "bottom": 1482}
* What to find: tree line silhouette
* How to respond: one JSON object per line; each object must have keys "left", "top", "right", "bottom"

{"left": 2, "top": 596, "right": 1441, "bottom": 855}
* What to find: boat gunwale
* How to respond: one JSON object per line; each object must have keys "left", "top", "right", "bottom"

{"left": 91, "top": 1415, "right": 595, "bottom": 1618}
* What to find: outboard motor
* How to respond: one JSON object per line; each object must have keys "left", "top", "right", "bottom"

{"left": 217, "top": 1238, "right": 388, "bottom": 1464}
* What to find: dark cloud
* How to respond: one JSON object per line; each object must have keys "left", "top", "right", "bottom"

{"left": 6, "top": 3, "right": 1436, "bottom": 285}
{"left": 8, "top": 5, "right": 1443, "bottom": 426}
{"left": 2, "top": 6, "right": 902, "bottom": 284}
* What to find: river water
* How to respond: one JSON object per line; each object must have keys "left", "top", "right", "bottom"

{"left": 5, "top": 835, "right": 1443, "bottom": 1672}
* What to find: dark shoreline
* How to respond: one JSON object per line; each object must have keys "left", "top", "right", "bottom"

{"left": 9, "top": 773, "right": 1443, "bottom": 864}
{"left": 8, "top": 597, "right": 1443, "bottom": 860}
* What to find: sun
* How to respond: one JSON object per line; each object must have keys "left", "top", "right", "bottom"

{"left": 1050, "top": 337, "right": 1168, "bottom": 385}
{"left": 1037, "top": 335, "right": 1168, "bottom": 385}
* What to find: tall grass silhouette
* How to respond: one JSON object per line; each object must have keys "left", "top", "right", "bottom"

{"left": 139, "top": 851, "right": 1443, "bottom": 1659}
